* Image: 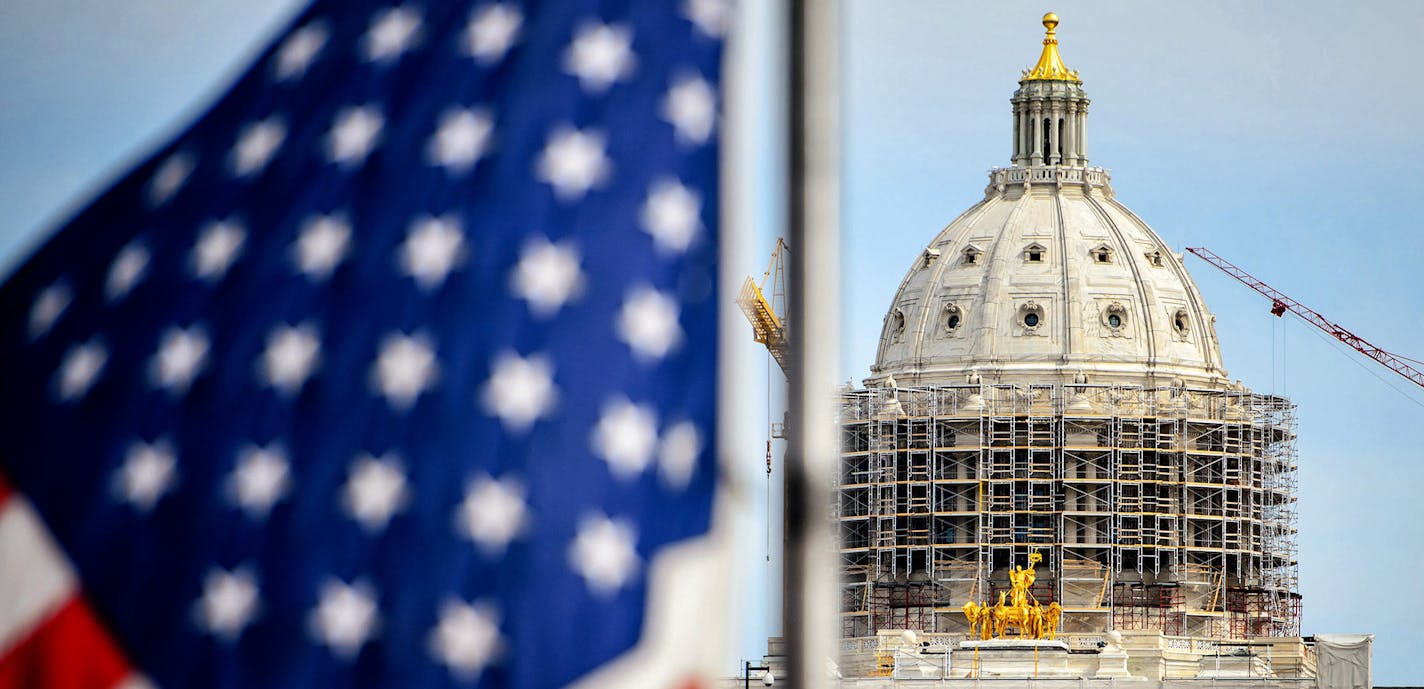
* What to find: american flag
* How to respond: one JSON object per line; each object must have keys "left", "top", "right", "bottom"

{"left": 0, "top": 1, "right": 729, "bottom": 687}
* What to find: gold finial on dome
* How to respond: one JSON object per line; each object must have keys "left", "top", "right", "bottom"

{"left": 1022, "top": 11, "right": 1082, "bottom": 83}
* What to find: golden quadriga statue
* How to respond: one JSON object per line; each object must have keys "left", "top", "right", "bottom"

{"left": 962, "top": 551, "right": 1062, "bottom": 641}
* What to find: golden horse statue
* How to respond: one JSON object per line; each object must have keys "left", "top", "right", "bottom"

{"left": 990, "top": 591, "right": 1032, "bottom": 638}
{"left": 1041, "top": 601, "right": 1063, "bottom": 640}
{"left": 961, "top": 600, "right": 992, "bottom": 640}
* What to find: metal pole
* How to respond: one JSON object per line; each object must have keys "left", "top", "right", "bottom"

{"left": 785, "top": 1, "right": 840, "bottom": 689}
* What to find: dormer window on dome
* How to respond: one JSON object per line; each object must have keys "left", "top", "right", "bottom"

{"left": 1091, "top": 244, "right": 1113, "bottom": 264}
{"left": 962, "top": 245, "right": 982, "bottom": 265}
{"left": 1146, "top": 250, "right": 1164, "bottom": 267}
{"left": 1024, "top": 242, "right": 1047, "bottom": 263}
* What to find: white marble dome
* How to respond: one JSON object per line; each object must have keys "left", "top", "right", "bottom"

{"left": 870, "top": 30, "right": 1228, "bottom": 389}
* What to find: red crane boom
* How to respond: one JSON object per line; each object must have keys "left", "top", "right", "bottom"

{"left": 1185, "top": 246, "right": 1424, "bottom": 390}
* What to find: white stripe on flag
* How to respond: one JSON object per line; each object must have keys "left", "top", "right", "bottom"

{"left": 0, "top": 494, "right": 78, "bottom": 654}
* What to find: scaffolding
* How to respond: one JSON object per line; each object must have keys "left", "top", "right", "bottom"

{"left": 837, "top": 383, "right": 1300, "bottom": 640}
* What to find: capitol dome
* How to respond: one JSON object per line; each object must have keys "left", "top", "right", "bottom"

{"left": 870, "top": 17, "right": 1228, "bottom": 389}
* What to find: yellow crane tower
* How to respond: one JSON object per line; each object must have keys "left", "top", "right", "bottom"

{"left": 736, "top": 238, "right": 790, "bottom": 377}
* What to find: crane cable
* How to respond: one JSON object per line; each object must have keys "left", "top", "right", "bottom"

{"left": 1296, "top": 314, "right": 1424, "bottom": 410}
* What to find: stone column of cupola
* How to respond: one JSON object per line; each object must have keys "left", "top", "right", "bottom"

{"left": 1045, "top": 102, "right": 1057, "bottom": 165}
{"left": 1012, "top": 109, "right": 1022, "bottom": 163}
{"left": 1028, "top": 99, "right": 1043, "bottom": 166}
{"left": 1078, "top": 100, "right": 1089, "bottom": 163}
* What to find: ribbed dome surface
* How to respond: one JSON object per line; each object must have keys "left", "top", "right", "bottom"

{"left": 870, "top": 173, "right": 1228, "bottom": 388}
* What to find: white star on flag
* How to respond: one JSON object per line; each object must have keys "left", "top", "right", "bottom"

{"left": 273, "top": 22, "right": 328, "bottom": 80}
{"left": 562, "top": 22, "right": 636, "bottom": 93}
{"left": 53, "top": 339, "right": 106, "bottom": 402}
{"left": 309, "top": 579, "right": 380, "bottom": 660}
{"left": 429, "top": 599, "right": 503, "bottom": 680}
{"left": 326, "top": 106, "right": 384, "bottom": 166}
{"left": 28, "top": 282, "right": 70, "bottom": 339}
{"left": 114, "top": 439, "right": 178, "bottom": 512}
{"left": 569, "top": 514, "right": 639, "bottom": 596}
{"left": 454, "top": 474, "right": 529, "bottom": 555}
{"left": 230, "top": 117, "right": 286, "bottom": 177}
{"left": 658, "top": 421, "right": 702, "bottom": 490}
{"left": 194, "top": 567, "right": 261, "bottom": 641}
{"left": 363, "top": 6, "right": 422, "bottom": 64}
{"left": 536, "top": 127, "right": 611, "bottom": 201}
{"left": 428, "top": 108, "right": 494, "bottom": 173}
{"left": 464, "top": 4, "right": 522, "bottom": 64}
{"left": 591, "top": 398, "right": 658, "bottom": 479}
{"left": 291, "top": 214, "right": 352, "bottom": 280}
{"left": 147, "top": 151, "right": 194, "bottom": 207}
{"left": 640, "top": 179, "right": 702, "bottom": 254}
{"left": 259, "top": 323, "right": 321, "bottom": 396}
{"left": 510, "top": 237, "right": 583, "bottom": 318}
{"left": 341, "top": 453, "right": 410, "bottom": 532}
{"left": 371, "top": 332, "right": 439, "bottom": 411}
{"left": 661, "top": 74, "right": 717, "bottom": 145}
{"left": 190, "top": 219, "right": 247, "bottom": 282}
{"left": 480, "top": 351, "right": 557, "bottom": 433}
{"left": 683, "top": 0, "right": 733, "bottom": 38}
{"left": 399, "top": 215, "right": 466, "bottom": 291}
{"left": 227, "top": 444, "right": 293, "bottom": 518}
{"left": 150, "top": 325, "right": 210, "bottom": 394}
{"left": 106, "top": 241, "right": 150, "bottom": 301}
{"left": 616, "top": 286, "right": 683, "bottom": 361}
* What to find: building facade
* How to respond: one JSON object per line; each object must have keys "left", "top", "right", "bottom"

{"left": 836, "top": 14, "right": 1301, "bottom": 646}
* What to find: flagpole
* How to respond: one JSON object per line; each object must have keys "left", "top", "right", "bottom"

{"left": 785, "top": 1, "right": 840, "bottom": 688}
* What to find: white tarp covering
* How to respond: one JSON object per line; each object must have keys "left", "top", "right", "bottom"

{"left": 1315, "top": 634, "right": 1373, "bottom": 689}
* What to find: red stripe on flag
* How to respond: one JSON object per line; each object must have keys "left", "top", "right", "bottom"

{"left": 0, "top": 596, "right": 132, "bottom": 689}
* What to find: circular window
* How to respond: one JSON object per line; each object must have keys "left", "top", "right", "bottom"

{"left": 1102, "top": 303, "right": 1129, "bottom": 334}
{"left": 1018, "top": 302, "right": 1045, "bottom": 333}
{"left": 889, "top": 309, "right": 906, "bottom": 341}
{"left": 942, "top": 304, "right": 963, "bottom": 335}
{"left": 1172, "top": 308, "right": 1191, "bottom": 336}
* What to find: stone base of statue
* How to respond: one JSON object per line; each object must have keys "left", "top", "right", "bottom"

{"left": 1093, "top": 631, "right": 1144, "bottom": 679}
{"left": 950, "top": 639, "right": 1074, "bottom": 678}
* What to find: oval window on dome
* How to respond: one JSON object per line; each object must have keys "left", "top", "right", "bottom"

{"left": 889, "top": 308, "right": 907, "bottom": 342}
{"left": 942, "top": 304, "right": 964, "bottom": 336}
{"left": 1102, "top": 303, "right": 1128, "bottom": 334}
{"left": 1018, "top": 302, "right": 1045, "bottom": 333}
{"left": 1172, "top": 308, "right": 1191, "bottom": 338}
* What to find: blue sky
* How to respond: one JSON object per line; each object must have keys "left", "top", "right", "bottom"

{"left": 3, "top": 1, "right": 1421, "bottom": 684}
